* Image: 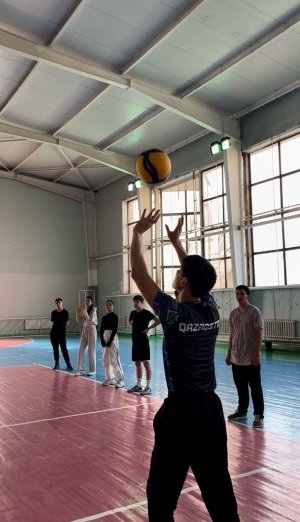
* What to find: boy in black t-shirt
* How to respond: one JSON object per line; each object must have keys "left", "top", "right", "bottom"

{"left": 127, "top": 295, "right": 160, "bottom": 395}
{"left": 129, "top": 210, "right": 240, "bottom": 522}
{"left": 50, "top": 298, "right": 73, "bottom": 371}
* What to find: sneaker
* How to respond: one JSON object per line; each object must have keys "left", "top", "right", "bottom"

{"left": 66, "top": 363, "right": 73, "bottom": 371}
{"left": 228, "top": 410, "right": 248, "bottom": 421}
{"left": 87, "top": 371, "right": 96, "bottom": 376}
{"left": 75, "top": 370, "right": 85, "bottom": 377}
{"left": 127, "top": 385, "right": 143, "bottom": 393}
{"left": 53, "top": 363, "right": 59, "bottom": 370}
{"left": 115, "top": 379, "right": 125, "bottom": 388}
{"left": 102, "top": 379, "right": 115, "bottom": 386}
{"left": 253, "top": 415, "right": 264, "bottom": 428}
{"left": 140, "top": 386, "right": 152, "bottom": 396}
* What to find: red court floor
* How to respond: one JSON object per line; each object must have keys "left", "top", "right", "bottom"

{"left": 0, "top": 365, "right": 299, "bottom": 522}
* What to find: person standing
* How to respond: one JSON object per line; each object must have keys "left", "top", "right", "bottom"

{"left": 50, "top": 298, "right": 73, "bottom": 371}
{"left": 100, "top": 299, "right": 125, "bottom": 388}
{"left": 130, "top": 209, "right": 240, "bottom": 522}
{"left": 225, "top": 285, "right": 264, "bottom": 428}
{"left": 75, "top": 295, "right": 98, "bottom": 376}
{"left": 127, "top": 295, "right": 160, "bottom": 396}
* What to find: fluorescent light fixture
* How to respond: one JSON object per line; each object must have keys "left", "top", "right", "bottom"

{"left": 210, "top": 141, "right": 222, "bottom": 155}
{"left": 128, "top": 179, "right": 142, "bottom": 191}
{"left": 221, "top": 137, "right": 231, "bottom": 150}
{"left": 135, "top": 179, "right": 143, "bottom": 189}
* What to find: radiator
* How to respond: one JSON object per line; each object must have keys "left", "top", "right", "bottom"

{"left": 264, "top": 319, "right": 296, "bottom": 339}
{"left": 218, "top": 318, "right": 296, "bottom": 340}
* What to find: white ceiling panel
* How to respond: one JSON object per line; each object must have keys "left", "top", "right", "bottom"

{"left": 199, "top": 72, "right": 271, "bottom": 106}
{"left": 25, "top": 68, "right": 100, "bottom": 104}
{"left": 190, "top": 0, "right": 299, "bottom": 45}
{"left": 19, "top": 144, "right": 68, "bottom": 169}
{"left": 93, "top": 86, "right": 157, "bottom": 112}
{"left": 260, "top": 28, "right": 300, "bottom": 74}
{"left": 191, "top": 88, "right": 244, "bottom": 114}
{"left": 0, "top": 0, "right": 78, "bottom": 44}
{"left": 229, "top": 53, "right": 300, "bottom": 92}
{"left": 59, "top": 170, "right": 88, "bottom": 189}
{"left": 0, "top": 140, "right": 39, "bottom": 169}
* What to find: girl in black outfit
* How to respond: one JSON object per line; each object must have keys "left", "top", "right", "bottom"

{"left": 100, "top": 300, "right": 125, "bottom": 388}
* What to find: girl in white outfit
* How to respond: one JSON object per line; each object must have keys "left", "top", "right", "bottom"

{"left": 100, "top": 300, "right": 125, "bottom": 388}
{"left": 75, "top": 296, "right": 98, "bottom": 376}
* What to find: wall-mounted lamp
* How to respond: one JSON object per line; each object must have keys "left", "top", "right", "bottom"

{"left": 210, "top": 137, "right": 232, "bottom": 155}
{"left": 128, "top": 179, "right": 143, "bottom": 191}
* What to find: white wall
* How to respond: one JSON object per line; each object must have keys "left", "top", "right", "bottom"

{"left": 0, "top": 179, "right": 88, "bottom": 318}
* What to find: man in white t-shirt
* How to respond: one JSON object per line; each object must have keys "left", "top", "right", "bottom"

{"left": 225, "top": 285, "right": 264, "bottom": 428}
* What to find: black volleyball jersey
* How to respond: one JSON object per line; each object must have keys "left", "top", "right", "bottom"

{"left": 152, "top": 291, "right": 219, "bottom": 394}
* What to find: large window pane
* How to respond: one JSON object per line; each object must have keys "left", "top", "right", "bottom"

{"left": 250, "top": 144, "right": 279, "bottom": 183}
{"left": 226, "top": 258, "right": 233, "bottom": 288}
{"left": 254, "top": 252, "right": 284, "bottom": 286}
{"left": 286, "top": 250, "right": 300, "bottom": 284}
{"left": 284, "top": 215, "right": 300, "bottom": 248}
{"left": 128, "top": 199, "right": 139, "bottom": 223}
{"left": 161, "top": 188, "right": 186, "bottom": 213}
{"left": 203, "top": 197, "right": 224, "bottom": 227}
{"left": 251, "top": 179, "right": 280, "bottom": 215}
{"left": 252, "top": 221, "right": 283, "bottom": 252}
{"left": 163, "top": 267, "right": 179, "bottom": 292}
{"left": 210, "top": 259, "right": 225, "bottom": 289}
{"left": 281, "top": 135, "right": 300, "bottom": 174}
{"left": 186, "top": 189, "right": 200, "bottom": 213}
{"left": 202, "top": 167, "right": 224, "bottom": 199}
{"left": 162, "top": 244, "right": 178, "bottom": 265}
{"left": 204, "top": 233, "right": 225, "bottom": 259}
{"left": 282, "top": 171, "right": 300, "bottom": 208}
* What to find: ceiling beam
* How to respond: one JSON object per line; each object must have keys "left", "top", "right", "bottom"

{"left": 130, "top": 80, "right": 240, "bottom": 138}
{"left": 0, "top": 121, "right": 137, "bottom": 175}
{"left": 180, "top": 9, "right": 300, "bottom": 98}
{"left": 0, "top": 29, "right": 130, "bottom": 88}
{"left": 51, "top": 0, "right": 205, "bottom": 136}
{"left": 59, "top": 139, "right": 137, "bottom": 175}
{"left": 0, "top": 0, "right": 87, "bottom": 114}
{"left": 0, "top": 28, "right": 239, "bottom": 139}
{"left": 0, "top": 169, "right": 95, "bottom": 203}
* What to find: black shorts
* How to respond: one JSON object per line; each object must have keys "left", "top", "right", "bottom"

{"left": 132, "top": 335, "right": 150, "bottom": 361}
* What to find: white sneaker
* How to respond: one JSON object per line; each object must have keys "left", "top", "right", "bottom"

{"left": 102, "top": 379, "right": 115, "bottom": 386}
{"left": 87, "top": 371, "right": 96, "bottom": 376}
{"left": 75, "top": 370, "right": 85, "bottom": 377}
{"left": 115, "top": 379, "right": 125, "bottom": 388}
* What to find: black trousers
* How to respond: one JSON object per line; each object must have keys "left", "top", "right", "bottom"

{"left": 232, "top": 363, "right": 264, "bottom": 417}
{"left": 50, "top": 333, "right": 70, "bottom": 365}
{"left": 147, "top": 392, "right": 240, "bottom": 522}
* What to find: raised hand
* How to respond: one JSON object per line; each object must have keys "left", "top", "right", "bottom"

{"left": 133, "top": 209, "right": 160, "bottom": 235}
{"left": 165, "top": 215, "right": 184, "bottom": 246}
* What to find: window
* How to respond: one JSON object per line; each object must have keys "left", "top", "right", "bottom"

{"left": 158, "top": 174, "right": 200, "bottom": 291}
{"left": 156, "top": 167, "right": 232, "bottom": 292}
{"left": 248, "top": 134, "right": 300, "bottom": 286}
{"left": 201, "top": 165, "right": 232, "bottom": 289}
{"left": 123, "top": 197, "right": 139, "bottom": 294}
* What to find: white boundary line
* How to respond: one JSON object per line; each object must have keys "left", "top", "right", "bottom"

{"left": 0, "top": 402, "right": 161, "bottom": 430}
{"left": 67, "top": 467, "right": 269, "bottom": 522}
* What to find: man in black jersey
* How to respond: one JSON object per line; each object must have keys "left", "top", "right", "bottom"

{"left": 130, "top": 210, "right": 240, "bottom": 522}
{"left": 50, "top": 298, "right": 73, "bottom": 371}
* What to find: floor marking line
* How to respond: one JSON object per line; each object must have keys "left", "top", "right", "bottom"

{"left": 67, "top": 466, "right": 269, "bottom": 522}
{"left": 0, "top": 402, "right": 160, "bottom": 430}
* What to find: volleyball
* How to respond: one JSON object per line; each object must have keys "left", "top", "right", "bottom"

{"left": 136, "top": 149, "right": 171, "bottom": 184}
